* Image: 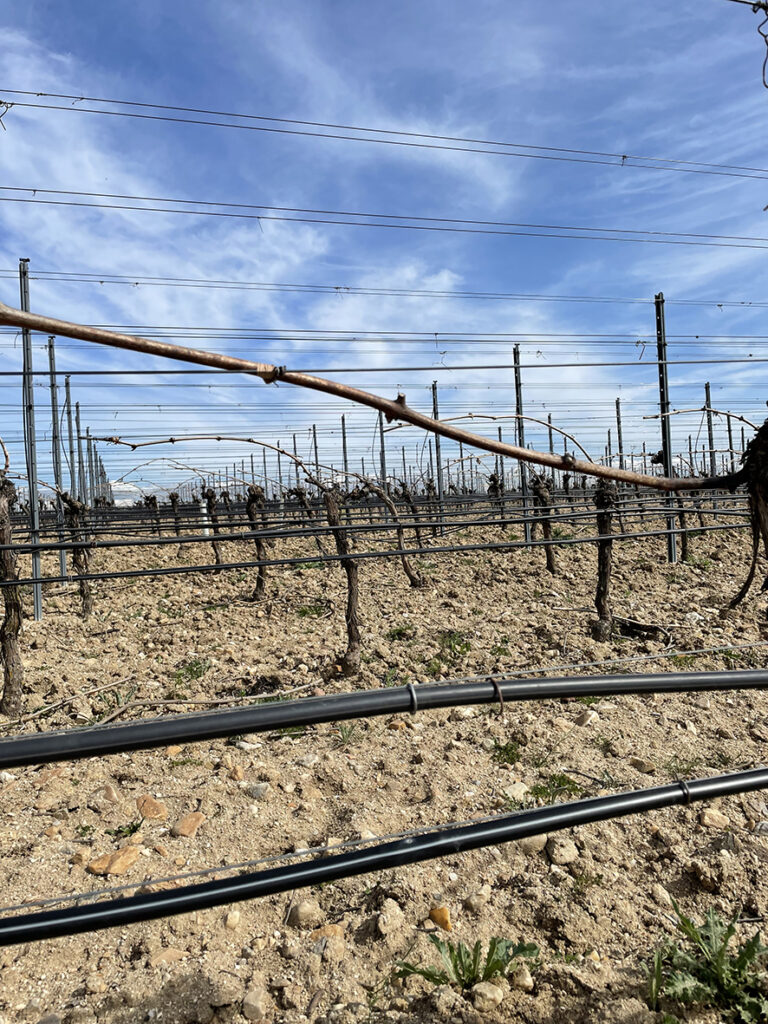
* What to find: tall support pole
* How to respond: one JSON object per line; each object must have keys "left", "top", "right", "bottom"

{"left": 19, "top": 258, "right": 42, "bottom": 620}
{"left": 742, "top": 426, "right": 746, "bottom": 459}
{"left": 250, "top": 453, "right": 255, "bottom": 484}
{"left": 497, "top": 426, "right": 506, "bottom": 519}
{"left": 654, "top": 292, "right": 677, "bottom": 563}
{"left": 704, "top": 382, "right": 717, "bottom": 478}
{"left": 688, "top": 435, "right": 695, "bottom": 475}
{"left": 431, "top": 381, "right": 444, "bottom": 534}
{"left": 615, "top": 398, "right": 625, "bottom": 470}
{"left": 726, "top": 413, "right": 735, "bottom": 474}
{"left": 607, "top": 429, "right": 612, "bottom": 466}
{"left": 513, "top": 345, "right": 532, "bottom": 546}
{"left": 459, "top": 441, "right": 466, "bottom": 493}
{"left": 547, "top": 413, "right": 556, "bottom": 490}
{"left": 377, "top": 411, "right": 388, "bottom": 492}
{"left": 86, "top": 428, "right": 95, "bottom": 507}
{"left": 75, "top": 402, "right": 86, "bottom": 503}
{"left": 292, "top": 434, "right": 300, "bottom": 488}
{"left": 401, "top": 446, "right": 407, "bottom": 482}
{"left": 276, "top": 442, "right": 283, "bottom": 494}
{"left": 47, "top": 336, "right": 67, "bottom": 576}
{"left": 261, "top": 447, "right": 268, "bottom": 498}
{"left": 65, "top": 376, "right": 76, "bottom": 496}
{"left": 341, "top": 415, "right": 349, "bottom": 484}
{"left": 428, "top": 439, "right": 434, "bottom": 482}
{"left": 312, "top": 424, "right": 320, "bottom": 491}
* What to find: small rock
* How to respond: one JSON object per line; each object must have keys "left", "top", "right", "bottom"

{"left": 472, "top": 981, "right": 503, "bottom": 1012}
{"left": 503, "top": 782, "right": 529, "bottom": 802}
{"left": 700, "top": 808, "right": 730, "bottom": 829}
{"left": 166, "top": 745, "right": 183, "bottom": 757}
{"left": 136, "top": 794, "right": 167, "bottom": 821}
{"left": 85, "top": 975, "right": 106, "bottom": 994}
{"left": 101, "top": 784, "right": 120, "bottom": 803}
{"left": 86, "top": 845, "right": 140, "bottom": 876}
{"left": 387, "top": 719, "right": 407, "bottom": 731}
{"left": 0, "top": 771, "right": 16, "bottom": 784}
{"left": 511, "top": 963, "right": 534, "bottom": 992}
{"left": 229, "top": 765, "right": 244, "bottom": 781}
{"left": 428, "top": 985, "right": 463, "bottom": 1020}
{"left": 651, "top": 884, "right": 673, "bottom": 908}
{"left": 428, "top": 906, "right": 452, "bottom": 931}
{"left": 517, "top": 833, "right": 548, "bottom": 856}
{"left": 247, "top": 782, "right": 272, "bottom": 801}
{"left": 376, "top": 898, "right": 405, "bottom": 942}
{"left": 242, "top": 986, "right": 273, "bottom": 1021}
{"left": 171, "top": 811, "right": 206, "bottom": 837}
{"left": 546, "top": 836, "right": 579, "bottom": 865}
{"left": 552, "top": 717, "right": 573, "bottom": 733}
{"left": 463, "top": 885, "right": 492, "bottom": 914}
{"left": 575, "top": 709, "right": 599, "bottom": 727}
{"left": 150, "top": 947, "right": 187, "bottom": 966}
{"left": 629, "top": 757, "right": 656, "bottom": 774}
{"left": 287, "top": 899, "right": 324, "bottom": 929}
{"left": 225, "top": 910, "right": 241, "bottom": 930}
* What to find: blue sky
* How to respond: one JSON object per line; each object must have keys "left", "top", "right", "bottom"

{"left": 1, "top": 1, "right": 767, "bottom": 499}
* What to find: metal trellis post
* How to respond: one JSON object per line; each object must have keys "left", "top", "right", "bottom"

{"left": 655, "top": 292, "right": 677, "bottom": 564}
{"left": 47, "top": 336, "right": 67, "bottom": 577}
{"left": 19, "top": 258, "right": 42, "bottom": 620}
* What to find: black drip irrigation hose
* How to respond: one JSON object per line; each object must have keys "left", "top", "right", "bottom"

{"left": 2, "top": 766, "right": 767, "bottom": 947}
{"left": 2, "top": 668, "right": 766, "bottom": 770}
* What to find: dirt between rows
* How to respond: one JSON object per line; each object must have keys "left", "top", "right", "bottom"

{"left": 1, "top": 513, "right": 767, "bottom": 1024}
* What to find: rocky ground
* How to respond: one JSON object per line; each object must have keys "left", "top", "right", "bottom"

{"left": 1, "top": 506, "right": 767, "bottom": 1024}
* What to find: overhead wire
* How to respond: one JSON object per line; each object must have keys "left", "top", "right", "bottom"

{"left": 4, "top": 186, "right": 768, "bottom": 249}
{"left": 3, "top": 88, "right": 768, "bottom": 181}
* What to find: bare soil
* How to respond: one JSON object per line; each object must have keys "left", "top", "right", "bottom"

{"left": 1, "top": 511, "right": 767, "bottom": 1024}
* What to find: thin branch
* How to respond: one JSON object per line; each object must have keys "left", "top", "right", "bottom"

{"left": 643, "top": 407, "right": 759, "bottom": 431}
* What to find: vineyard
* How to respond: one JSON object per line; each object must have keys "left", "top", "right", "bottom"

{"left": 2, "top": 4, "right": 768, "bottom": 1020}
{"left": 0, "top": 294, "right": 768, "bottom": 1022}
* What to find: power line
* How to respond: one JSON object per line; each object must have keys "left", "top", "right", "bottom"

{"left": 3, "top": 88, "right": 768, "bottom": 182}
{"left": 1, "top": 269, "right": 767, "bottom": 308}
{"left": 4, "top": 186, "right": 768, "bottom": 249}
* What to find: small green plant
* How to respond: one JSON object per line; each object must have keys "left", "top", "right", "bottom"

{"left": 437, "top": 629, "right": 471, "bottom": 661}
{"left": 74, "top": 823, "right": 94, "bottom": 838}
{"left": 169, "top": 757, "right": 204, "bottom": 769}
{"left": 334, "top": 722, "right": 361, "bottom": 748}
{"left": 105, "top": 818, "right": 143, "bottom": 839}
{"left": 173, "top": 658, "right": 210, "bottom": 685}
{"left": 576, "top": 695, "right": 600, "bottom": 707}
{"left": 295, "top": 560, "right": 323, "bottom": 571}
{"left": 529, "top": 773, "right": 583, "bottom": 802}
{"left": 297, "top": 602, "right": 327, "bottom": 618}
{"left": 386, "top": 624, "right": 414, "bottom": 641}
{"left": 663, "top": 754, "right": 703, "bottom": 778}
{"left": 490, "top": 635, "right": 511, "bottom": 658}
{"left": 670, "top": 654, "right": 698, "bottom": 670}
{"left": 647, "top": 900, "right": 768, "bottom": 1021}
{"left": 383, "top": 667, "right": 400, "bottom": 687}
{"left": 491, "top": 739, "right": 521, "bottom": 765}
{"left": 395, "top": 934, "right": 538, "bottom": 990}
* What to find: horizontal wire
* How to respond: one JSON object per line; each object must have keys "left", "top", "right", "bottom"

{"left": 3, "top": 90, "right": 768, "bottom": 181}
{"left": 5, "top": 189, "right": 768, "bottom": 249}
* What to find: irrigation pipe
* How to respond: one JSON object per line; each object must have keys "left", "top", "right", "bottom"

{"left": 1, "top": 766, "right": 767, "bottom": 946}
{"left": 1, "top": 668, "right": 767, "bottom": 770}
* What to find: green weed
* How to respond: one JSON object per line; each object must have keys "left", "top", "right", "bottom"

{"left": 395, "top": 934, "right": 538, "bottom": 990}
{"left": 646, "top": 900, "right": 768, "bottom": 1021}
